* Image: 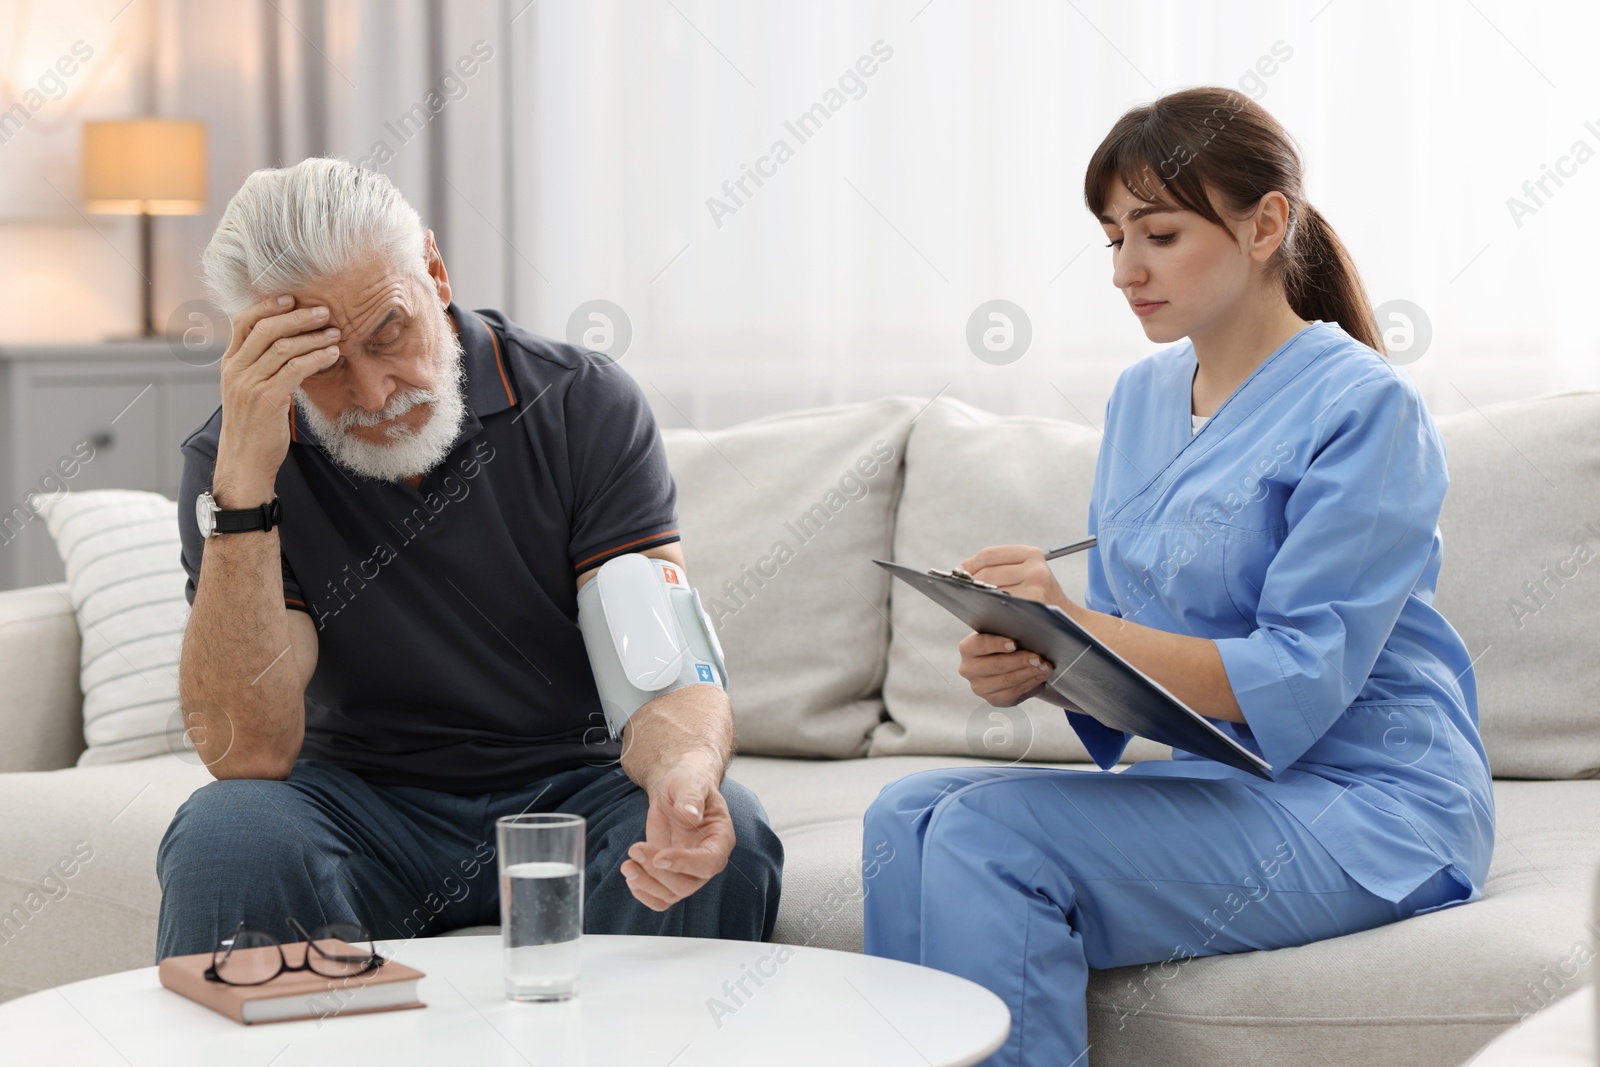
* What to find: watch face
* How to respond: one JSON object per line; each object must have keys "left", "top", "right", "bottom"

{"left": 196, "top": 492, "right": 216, "bottom": 538}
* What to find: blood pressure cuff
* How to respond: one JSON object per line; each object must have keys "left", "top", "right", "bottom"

{"left": 575, "top": 553, "right": 729, "bottom": 741}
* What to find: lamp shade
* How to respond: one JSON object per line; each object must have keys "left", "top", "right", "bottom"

{"left": 81, "top": 119, "right": 207, "bottom": 215}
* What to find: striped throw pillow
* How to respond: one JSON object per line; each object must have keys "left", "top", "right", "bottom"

{"left": 32, "top": 489, "right": 188, "bottom": 764}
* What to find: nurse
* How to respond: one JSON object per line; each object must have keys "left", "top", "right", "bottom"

{"left": 861, "top": 86, "right": 1494, "bottom": 1066}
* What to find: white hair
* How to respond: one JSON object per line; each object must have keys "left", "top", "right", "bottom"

{"left": 202, "top": 157, "right": 428, "bottom": 314}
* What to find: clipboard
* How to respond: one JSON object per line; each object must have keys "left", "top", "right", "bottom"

{"left": 875, "top": 559, "right": 1274, "bottom": 780}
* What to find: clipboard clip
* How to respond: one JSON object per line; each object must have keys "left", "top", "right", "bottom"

{"left": 927, "top": 566, "right": 1004, "bottom": 592}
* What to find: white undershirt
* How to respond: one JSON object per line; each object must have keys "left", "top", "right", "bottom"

{"left": 1192, "top": 413, "right": 1210, "bottom": 435}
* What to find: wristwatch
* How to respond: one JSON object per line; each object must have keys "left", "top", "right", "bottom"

{"left": 196, "top": 490, "right": 282, "bottom": 538}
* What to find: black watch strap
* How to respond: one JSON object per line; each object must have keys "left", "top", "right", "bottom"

{"left": 214, "top": 499, "right": 282, "bottom": 534}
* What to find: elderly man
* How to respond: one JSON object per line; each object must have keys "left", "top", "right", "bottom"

{"left": 155, "top": 157, "right": 782, "bottom": 960}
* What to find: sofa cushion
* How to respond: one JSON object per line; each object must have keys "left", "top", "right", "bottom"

{"left": 1465, "top": 983, "right": 1594, "bottom": 1066}
{"left": 661, "top": 396, "right": 922, "bottom": 758}
{"left": 872, "top": 396, "right": 1172, "bottom": 762}
{"left": 0, "top": 584, "right": 84, "bottom": 773}
{"left": 33, "top": 490, "right": 190, "bottom": 766}
{"left": 0, "top": 755, "right": 212, "bottom": 1001}
{"left": 727, "top": 755, "right": 1600, "bottom": 1067}
{"left": 728, "top": 752, "right": 1083, "bottom": 951}
{"left": 1432, "top": 391, "right": 1600, "bottom": 778}
{"left": 1087, "top": 778, "right": 1600, "bottom": 1065}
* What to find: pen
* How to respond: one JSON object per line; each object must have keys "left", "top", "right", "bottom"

{"left": 942, "top": 536, "right": 1098, "bottom": 587}
{"left": 1043, "top": 536, "right": 1097, "bottom": 561}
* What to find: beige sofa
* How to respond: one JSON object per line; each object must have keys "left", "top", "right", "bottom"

{"left": 1463, "top": 865, "right": 1600, "bottom": 1065}
{"left": 2, "top": 390, "right": 1598, "bottom": 1066}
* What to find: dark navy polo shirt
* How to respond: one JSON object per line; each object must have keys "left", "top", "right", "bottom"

{"left": 178, "top": 303, "right": 681, "bottom": 793}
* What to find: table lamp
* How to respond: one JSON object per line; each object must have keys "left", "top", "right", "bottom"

{"left": 81, "top": 119, "right": 207, "bottom": 338}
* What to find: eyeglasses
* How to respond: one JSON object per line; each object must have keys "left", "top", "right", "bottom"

{"left": 204, "top": 917, "right": 385, "bottom": 986}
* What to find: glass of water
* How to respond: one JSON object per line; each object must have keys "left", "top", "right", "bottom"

{"left": 496, "top": 813, "right": 585, "bottom": 1001}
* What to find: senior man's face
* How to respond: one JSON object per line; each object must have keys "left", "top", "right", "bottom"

{"left": 291, "top": 236, "right": 466, "bottom": 483}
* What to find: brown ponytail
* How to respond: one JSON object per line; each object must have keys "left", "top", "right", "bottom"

{"left": 1084, "top": 87, "right": 1384, "bottom": 355}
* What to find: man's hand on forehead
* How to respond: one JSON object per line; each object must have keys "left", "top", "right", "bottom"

{"left": 209, "top": 293, "right": 343, "bottom": 503}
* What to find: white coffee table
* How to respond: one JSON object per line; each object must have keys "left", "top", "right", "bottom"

{"left": 0, "top": 934, "right": 1010, "bottom": 1066}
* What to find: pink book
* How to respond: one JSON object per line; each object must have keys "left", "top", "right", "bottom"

{"left": 158, "top": 942, "right": 426, "bottom": 1025}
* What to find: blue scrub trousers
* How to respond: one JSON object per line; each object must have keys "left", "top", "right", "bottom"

{"left": 156, "top": 757, "right": 783, "bottom": 962}
{"left": 862, "top": 765, "right": 1463, "bottom": 1067}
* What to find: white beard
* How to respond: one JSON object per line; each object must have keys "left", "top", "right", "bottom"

{"left": 294, "top": 316, "right": 468, "bottom": 483}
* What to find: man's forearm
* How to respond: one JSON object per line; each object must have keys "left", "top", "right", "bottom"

{"left": 617, "top": 684, "right": 734, "bottom": 793}
{"left": 179, "top": 527, "right": 306, "bottom": 778}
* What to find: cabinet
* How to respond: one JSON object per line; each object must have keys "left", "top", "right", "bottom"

{"left": 0, "top": 342, "right": 224, "bottom": 590}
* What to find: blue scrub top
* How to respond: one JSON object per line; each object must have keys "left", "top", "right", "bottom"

{"left": 1070, "top": 320, "right": 1494, "bottom": 909}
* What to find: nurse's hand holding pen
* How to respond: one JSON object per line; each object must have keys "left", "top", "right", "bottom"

{"left": 954, "top": 543, "right": 1076, "bottom": 708}
{"left": 954, "top": 539, "right": 1247, "bottom": 724}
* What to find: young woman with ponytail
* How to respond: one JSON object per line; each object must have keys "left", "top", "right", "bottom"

{"left": 862, "top": 88, "right": 1492, "bottom": 1066}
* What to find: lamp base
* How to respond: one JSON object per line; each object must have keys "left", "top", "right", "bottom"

{"left": 140, "top": 211, "right": 155, "bottom": 338}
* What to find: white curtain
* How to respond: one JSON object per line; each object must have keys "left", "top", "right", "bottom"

{"left": 5, "top": 0, "right": 1596, "bottom": 428}
{"left": 496, "top": 0, "right": 1600, "bottom": 429}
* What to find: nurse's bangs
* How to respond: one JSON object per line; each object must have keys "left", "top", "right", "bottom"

{"left": 1083, "top": 90, "right": 1252, "bottom": 231}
